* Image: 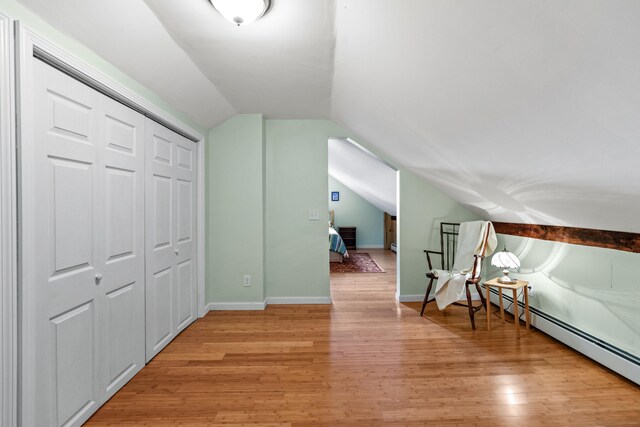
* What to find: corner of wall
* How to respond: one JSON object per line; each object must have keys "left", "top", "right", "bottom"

{"left": 397, "top": 168, "right": 481, "bottom": 298}
{"left": 206, "top": 114, "right": 266, "bottom": 305}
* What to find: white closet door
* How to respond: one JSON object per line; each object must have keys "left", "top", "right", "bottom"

{"left": 145, "top": 119, "right": 197, "bottom": 361}
{"left": 173, "top": 135, "right": 197, "bottom": 333}
{"left": 32, "top": 59, "right": 102, "bottom": 427}
{"left": 29, "top": 60, "right": 146, "bottom": 426}
{"left": 99, "top": 97, "right": 146, "bottom": 402}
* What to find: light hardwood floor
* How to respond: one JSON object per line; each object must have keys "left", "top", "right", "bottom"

{"left": 87, "top": 249, "right": 640, "bottom": 426}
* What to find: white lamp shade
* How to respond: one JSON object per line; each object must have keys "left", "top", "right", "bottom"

{"left": 491, "top": 249, "right": 520, "bottom": 269}
{"left": 210, "top": 0, "right": 270, "bottom": 26}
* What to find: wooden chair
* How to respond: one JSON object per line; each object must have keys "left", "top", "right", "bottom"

{"left": 420, "top": 222, "right": 489, "bottom": 329}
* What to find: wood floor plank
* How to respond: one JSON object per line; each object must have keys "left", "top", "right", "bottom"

{"left": 86, "top": 249, "right": 640, "bottom": 426}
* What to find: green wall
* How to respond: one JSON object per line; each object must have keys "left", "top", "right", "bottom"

{"left": 205, "top": 117, "right": 478, "bottom": 303}
{"left": 206, "top": 115, "right": 265, "bottom": 304}
{"left": 265, "top": 120, "right": 346, "bottom": 299}
{"left": 487, "top": 234, "right": 640, "bottom": 359}
{"left": 397, "top": 169, "right": 481, "bottom": 298}
{"left": 328, "top": 176, "right": 384, "bottom": 248}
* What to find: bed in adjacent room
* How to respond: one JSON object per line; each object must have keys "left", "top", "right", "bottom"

{"left": 329, "top": 210, "right": 349, "bottom": 263}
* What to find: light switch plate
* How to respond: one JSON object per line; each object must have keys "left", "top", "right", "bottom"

{"left": 308, "top": 208, "right": 320, "bottom": 221}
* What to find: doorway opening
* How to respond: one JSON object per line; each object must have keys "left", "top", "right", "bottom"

{"left": 327, "top": 137, "right": 399, "bottom": 300}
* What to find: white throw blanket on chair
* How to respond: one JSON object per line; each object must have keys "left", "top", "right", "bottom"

{"left": 434, "top": 221, "right": 497, "bottom": 310}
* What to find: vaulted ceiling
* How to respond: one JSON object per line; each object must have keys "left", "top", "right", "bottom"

{"left": 18, "top": 0, "right": 640, "bottom": 233}
{"left": 329, "top": 138, "right": 397, "bottom": 216}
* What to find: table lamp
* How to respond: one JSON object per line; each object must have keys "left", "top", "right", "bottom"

{"left": 491, "top": 247, "right": 520, "bottom": 284}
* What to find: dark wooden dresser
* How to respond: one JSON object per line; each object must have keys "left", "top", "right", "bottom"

{"left": 338, "top": 226, "right": 357, "bottom": 250}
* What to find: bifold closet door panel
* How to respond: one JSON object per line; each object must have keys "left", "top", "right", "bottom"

{"left": 145, "top": 118, "right": 197, "bottom": 362}
{"left": 174, "top": 136, "right": 197, "bottom": 334}
{"left": 99, "top": 96, "right": 146, "bottom": 403}
{"left": 31, "top": 59, "right": 102, "bottom": 427}
{"left": 27, "top": 60, "right": 146, "bottom": 426}
{"left": 145, "top": 120, "right": 176, "bottom": 360}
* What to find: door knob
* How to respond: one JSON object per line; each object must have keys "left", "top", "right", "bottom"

{"left": 175, "top": 249, "right": 179, "bottom": 255}
{"left": 95, "top": 273, "right": 103, "bottom": 284}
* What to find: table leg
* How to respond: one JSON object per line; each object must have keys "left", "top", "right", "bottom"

{"left": 486, "top": 285, "right": 491, "bottom": 331}
{"left": 524, "top": 285, "right": 530, "bottom": 330}
{"left": 499, "top": 290, "right": 504, "bottom": 322}
{"left": 513, "top": 289, "right": 520, "bottom": 339}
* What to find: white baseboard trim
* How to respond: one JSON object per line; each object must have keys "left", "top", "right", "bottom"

{"left": 266, "top": 296, "right": 332, "bottom": 305}
{"left": 396, "top": 294, "right": 424, "bottom": 302}
{"left": 205, "top": 296, "right": 333, "bottom": 312}
{"left": 357, "top": 245, "right": 384, "bottom": 249}
{"left": 205, "top": 301, "right": 267, "bottom": 311}
{"left": 490, "top": 292, "right": 640, "bottom": 386}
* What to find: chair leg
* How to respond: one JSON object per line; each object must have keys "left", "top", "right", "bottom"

{"left": 420, "top": 278, "right": 434, "bottom": 317}
{"left": 475, "top": 282, "right": 486, "bottom": 311}
{"left": 465, "top": 284, "right": 476, "bottom": 330}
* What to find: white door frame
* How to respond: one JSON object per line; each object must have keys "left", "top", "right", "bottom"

{"left": 15, "top": 23, "right": 207, "bottom": 425}
{"left": 0, "top": 13, "right": 17, "bottom": 427}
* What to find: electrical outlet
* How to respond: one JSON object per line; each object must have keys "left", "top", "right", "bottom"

{"left": 243, "top": 274, "right": 251, "bottom": 287}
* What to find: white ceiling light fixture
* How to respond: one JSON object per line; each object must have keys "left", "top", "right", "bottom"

{"left": 209, "top": 0, "right": 272, "bottom": 26}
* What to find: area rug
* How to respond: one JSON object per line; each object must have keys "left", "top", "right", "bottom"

{"left": 330, "top": 253, "right": 385, "bottom": 273}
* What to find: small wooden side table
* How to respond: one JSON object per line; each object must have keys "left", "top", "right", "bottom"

{"left": 483, "top": 278, "right": 530, "bottom": 339}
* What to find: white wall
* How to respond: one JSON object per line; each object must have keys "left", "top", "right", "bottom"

{"left": 488, "top": 233, "right": 640, "bottom": 360}
{"left": 331, "top": 0, "right": 640, "bottom": 234}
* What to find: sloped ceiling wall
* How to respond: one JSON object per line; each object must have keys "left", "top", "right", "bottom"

{"left": 331, "top": 0, "right": 640, "bottom": 233}
{"left": 17, "top": 0, "right": 640, "bottom": 232}
{"left": 328, "top": 138, "right": 397, "bottom": 215}
{"left": 17, "top": 0, "right": 235, "bottom": 128}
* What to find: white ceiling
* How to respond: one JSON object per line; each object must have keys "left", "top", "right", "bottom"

{"left": 331, "top": 0, "right": 640, "bottom": 233}
{"left": 143, "top": 0, "right": 336, "bottom": 119}
{"left": 328, "top": 138, "right": 397, "bottom": 216}
{"left": 18, "top": 0, "right": 640, "bottom": 232}
{"left": 18, "top": 0, "right": 235, "bottom": 128}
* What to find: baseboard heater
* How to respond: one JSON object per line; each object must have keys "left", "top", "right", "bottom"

{"left": 489, "top": 288, "right": 640, "bottom": 385}
{"left": 390, "top": 243, "right": 397, "bottom": 253}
